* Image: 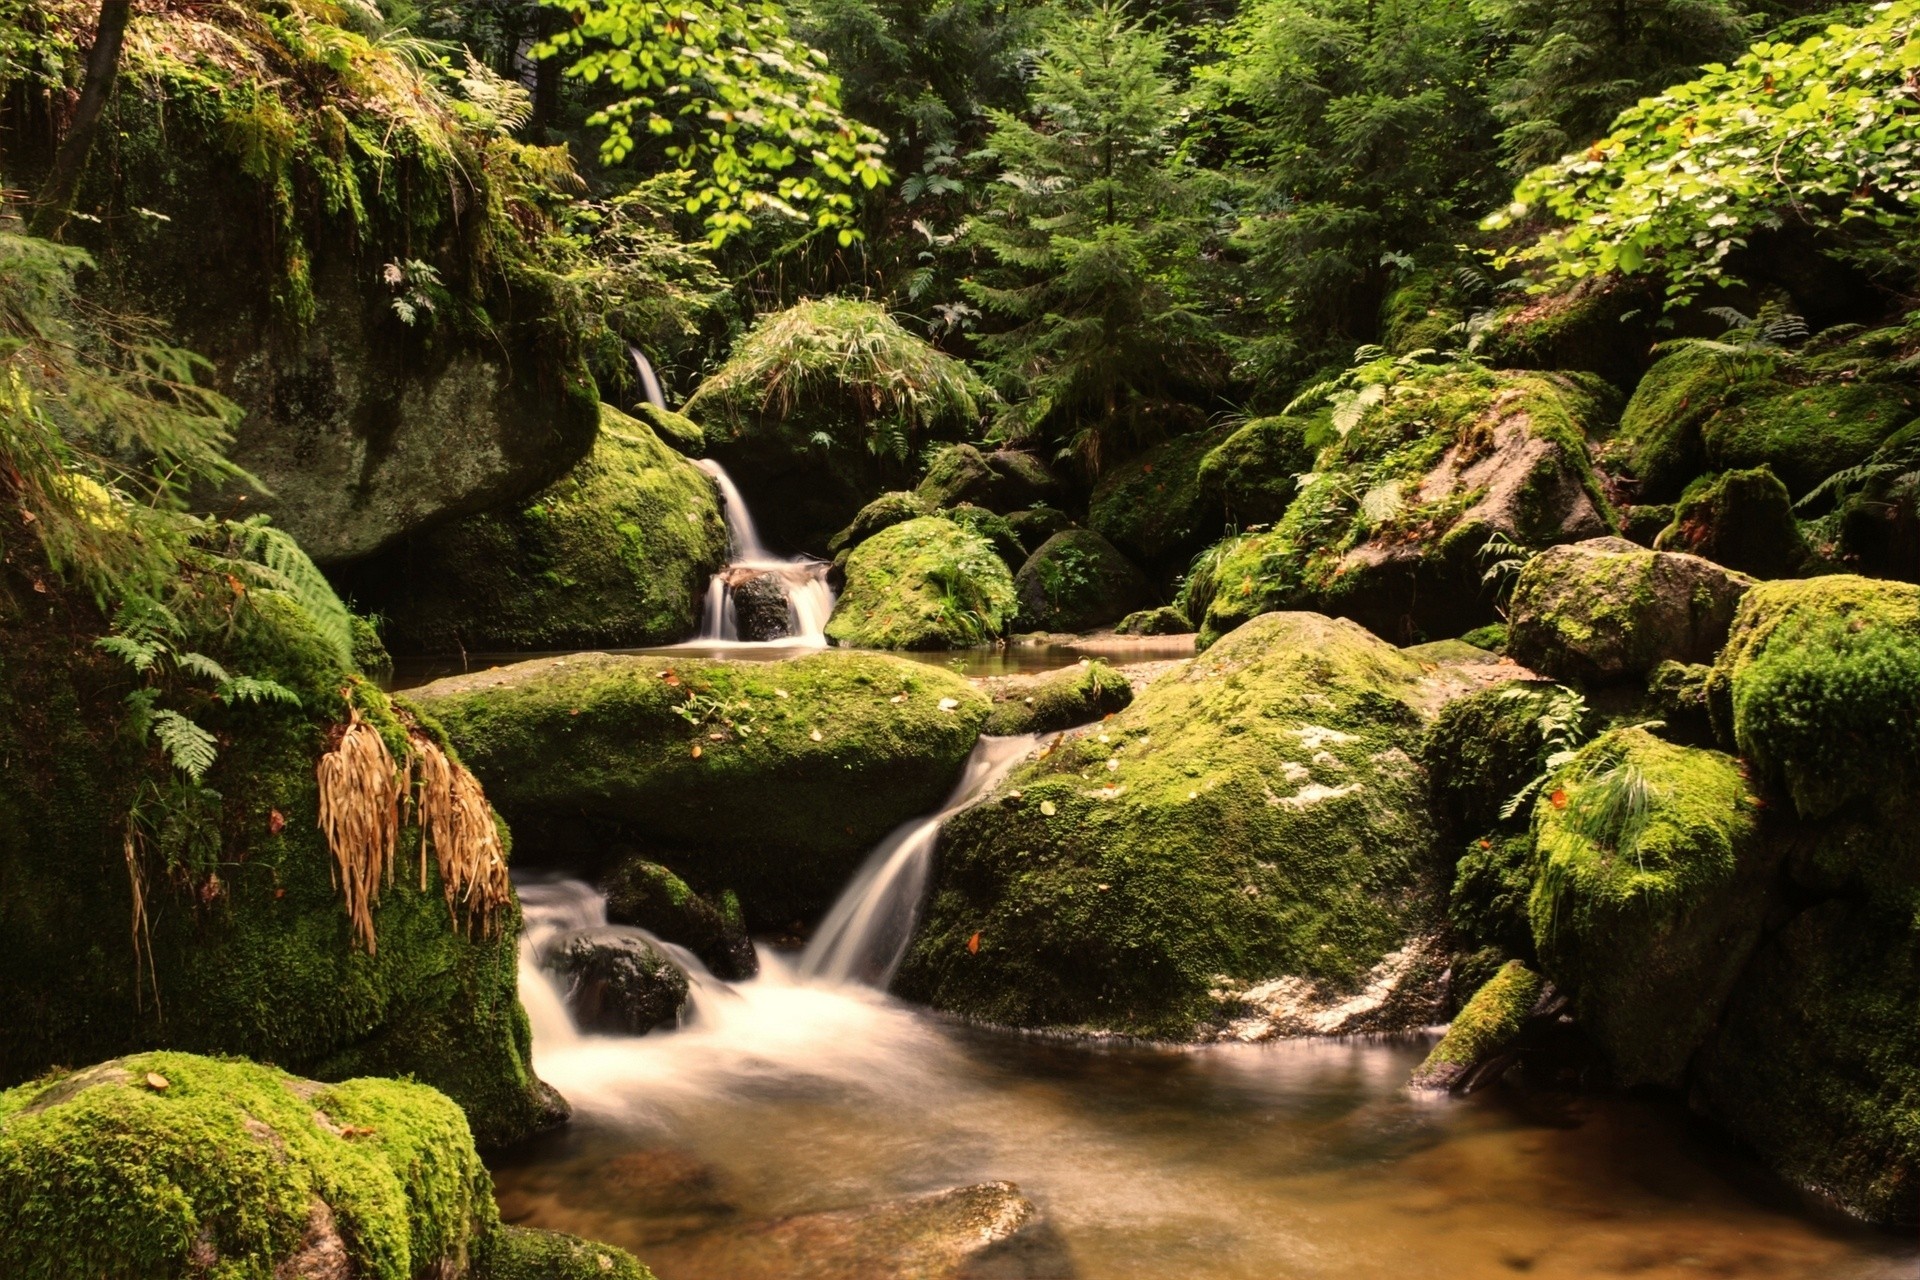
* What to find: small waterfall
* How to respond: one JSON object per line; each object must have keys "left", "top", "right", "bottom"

{"left": 800, "top": 734, "right": 1039, "bottom": 987}
{"left": 688, "top": 458, "right": 836, "bottom": 647}
{"left": 628, "top": 346, "right": 667, "bottom": 413}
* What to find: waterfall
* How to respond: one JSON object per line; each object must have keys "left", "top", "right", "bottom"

{"left": 688, "top": 458, "right": 836, "bottom": 647}
{"left": 628, "top": 346, "right": 667, "bottom": 412}
{"left": 799, "top": 734, "right": 1039, "bottom": 987}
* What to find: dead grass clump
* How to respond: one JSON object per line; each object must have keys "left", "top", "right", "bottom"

{"left": 316, "top": 707, "right": 404, "bottom": 952}
{"left": 411, "top": 732, "right": 511, "bottom": 939}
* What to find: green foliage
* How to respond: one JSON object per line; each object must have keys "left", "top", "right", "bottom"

{"left": 1414, "top": 959, "right": 1543, "bottom": 1083}
{"left": 1490, "top": 2, "right": 1920, "bottom": 304}
{"left": 537, "top": 0, "right": 890, "bottom": 243}
{"left": 964, "top": 0, "right": 1228, "bottom": 472}
{"left": 1498, "top": 684, "right": 1594, "bottom": 821}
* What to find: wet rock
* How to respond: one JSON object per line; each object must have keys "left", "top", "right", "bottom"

{"left": 643, "top": 1182, "right": 1074, "bottom": 1280}
{"left": 1507, "top": 537, "right": 1753, "bottom": 683}
{"left": 917, "top": 445, "right": 1058, "bottom": 514}
{"left": 548, "top": 928, "right": 690, "bottom": 1035}
{"left": 979, "top": 660, "right": 1135, "bottom": 737}
{"left": 480, "top": 1226, "right": 653, "bottom": 1280}
{"left": 826, "top": 517, "right": 1019, "bottom": 650}
{"left": 636, "top": 403, "right": 706, "bottom": 457}
{"left": 1114, "top": 605, "right": 1192, "bottom": 636}
{"left": 606, "top": 860, "right": 758, "bottom": 980}
{"left": 730, "top": 569, "right": 795, "bottom": 642}
{"left": 1411, "top": 959, "right": 1546, "bottom": 1092}
{"left": 1013, "top": 530, "right": 1152, "bottom": 633}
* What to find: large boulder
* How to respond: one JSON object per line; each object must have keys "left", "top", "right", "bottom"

{"left": 1526, "top": 728, "right": 1774, "bottom": 1087}
{"left": 1087, "top": 425, "right": 1234, "bottom": 571}
{"left": 916, "top": 444, "right": 1057, "bottom": 514}
{"left": 1013, "top": 530, "right": 1153, "bottom": 633}
{"left": 0, "top": 569, "right": 552, "bottom": 1147}
{"left": 37, "top": 3, "right": 602, "bottom": 563}
{"left": 1653, "top": 466, "right": 1813, "bottom": 579}
{"left": 0, "top": 1052, "right": 500, "bottom": 1279}
{"left": 825, "top": 517, "right": 1019, "bottom": 650}
{"left": 1193, "top": 414, "right": 1321, "bottom": 527}
{"left": 1193, "top": 368, "right": 1615, "bottom": 647}
{"left": 336, "top": 406, "right": 729, "bottom": 653}
{"left": 605, "top": 860, "right": 758, "bottom": 981}
{"left": 828, "top": 491, "right": 931, "bottom": 557}
{"left": 1506, "top": 538, "right": 1753, "bottom": 683}
{"left": 895, "top": 612, "right": 1448, "bottom": 1038}
{"left": 411, "top": 651, "right": 991, "bottom": 921}
{"left": 1472, "top": 275, "right": 1659, "bottom": 388}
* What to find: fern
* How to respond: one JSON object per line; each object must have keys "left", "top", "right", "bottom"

{"left": 175, "top": 651, "right": 232, "bottom": 684}
{"left": 218, "top": 676, "right": 302, "bottom": 707}
{"left": 151, "top": 710, "right": 219, "bottom": 782}
{"left": 1498, "top": 684, "right": 1593, "bottom": 821}
{"left": 230, "top": 519, "right": 359, "bottom": 673}
{"left": 97, "top": 634, "right": 162, "bottom": 673}
{"left": 1358, "top": 480, "right": 1405, "bottom": 525}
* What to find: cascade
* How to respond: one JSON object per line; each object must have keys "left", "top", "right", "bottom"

{"left": 688, "top": 457, "right": 835, "bottom": 647}
{"left": 627, "top": 346, "right": 667, "bottom": 412}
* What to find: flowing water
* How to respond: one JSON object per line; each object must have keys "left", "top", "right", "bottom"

{"left": 688, "top": 459, "right": 836, "bottom": 648}
{"left": 498, "top": 747, "right": 1918, "bottom": 1280}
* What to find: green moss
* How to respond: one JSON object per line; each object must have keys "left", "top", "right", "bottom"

{"left": 941, "top": 503, "right": 1026, "bottom": 568}
{"left": 1380, "top": 271, "right": 1466, "bottom": 357}
{"left": 1528, "top": 728, "right": 1772, "bottom": 1087}
{"left": 1422, "top": 680, "right": 1561, "bottom": 838}
{"left": 895, "top": 611, "right": 1443, "bottom": 1037}
{"left": 479, "top": 1226, "right": 654, "bottom": 1280}
{"left": 1654, "top": 467, "right": 1811, "bottom": 578}
{"left": 1473, "top": 276, "right": 1659, "bottom": 387}
{"left": 981, "top": 661, "right": 1135, "bottom": 736}
{"left": 413, "top": 651, "right": 991, "bottom": 922}
{"left": 1459, "top": 622, "right": 1508, "bottom": 652}
{"left": 1087, "top": 425, "right": 1234, "bottom": 567}
{"left": 1612, "top": 345, "right": 1759, "bottom": 500}
{"left": 829, "top": 491, "right": 931, "bottom": 554}
{"left": 1507, "top": 537, "right": 1753, "bottom": 682}
{"left": 1013, "top": 529, "right": 1153, "bottom": 633}
{"left": 635, "top": 403, "right": 705, "bottom": 456}
{"left": 1195, "top": 414, "right": 1322, "bottom": 527}
{"left": 1115, "top": 605, "right": 1193, "bottom": 636}
{"left": 1646, "top": 659, "right": 1714, "bottom": 742}
{"left": 917, "top": 445, "right": 1057, "bottom": 513}
{"left": 340, "top": 406, "right": 729, "bottom": 653}
{"left": 1450, "top": 833, "right": 1537, "bottom": 962}
{"left": 1708, "top": 575, "right": 1920, "bottom": 821}
{"left": 605, "top": 860, "right": 756, "bottom": 980}
{"left": 350, "top": 613, "right": 394, "bottom": 683}
{"left": 0, "top": 1052, "right": 496, "bottom": 1280}
{"left": 1005, "top": 504, "right": 1073, "bottom": 551}
{"left": 826, "top": 517, "right": 1019, "bottom": 650}
{"left": 1411, "top": 960, "right": 1543, "bottom": 1088}
{"left": 1696, "top": 898, "right": 1920, "bottom": 1226}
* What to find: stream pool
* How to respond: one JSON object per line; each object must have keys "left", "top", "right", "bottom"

{"left": 496, "top": 885, "right": 1916, "bottom": 1280}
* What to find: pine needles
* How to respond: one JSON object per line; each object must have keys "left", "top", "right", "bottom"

{"left": 316, "top": 707, "right": 404, "bottom": 953}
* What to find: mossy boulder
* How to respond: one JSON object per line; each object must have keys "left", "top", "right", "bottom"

{"left": 0, "top": 569, "right": 551, "bottom": 1147}
{"left": 412, "top": 651, "right": 991, "bottom": 921}
{"left": 916, "top": 445, "right": 1057, "bottom": 514}
{"left": 829, "top": 491, "right": 932, "bottom": 556}
{"left": 979, "top": 660, "right": 1135, "bottom": 736}
{"left": 941, "top": 503, "right": 1027, "bottom": 568}
{"left": 337, "top": 406, "right": 729, "bottom": 653}
{"left": 605, "top": 860, "right": 757, "bottom": 980}
{"left": 1450, "top": 832, "right": 1537, "bottom": 966}
{"left": 1507, "top": 538, "right": 1754, "bottom": 683}
{"left": 635, "top": 403, "right": 706, "bottom": 456}
{"left": 1380, "top": 270, "right": 1467, "bottom": 356}
{"left": 1410, "top": 960, "right": 1544, "bottom": 1091}
{"left": 1193, "top": 368, "right": 1614, "bottom": 648}
{"left": 1114, "top": 605, "right": 1193, "bottom": 636}
{"left": 1422, "top": 680, "right": 1564, "bottom": 840}
{"left": 1087, "top": 425, "right": 1234, "bottom": 570}
{"left": 825, "top": 517, "right": 1018, "bottom": 650}
{"left": 1004, "top": 505, "right": 1074, "bottom": 551}
{"left": 1473, "top": 275, "right": 1659, "bottom": 388}
{"left": 481, "top": 1226, "right": 654, "bottom": 1280}
{"left": 1013, "top": 530, "right": 1153, "bottom": 633}
{"left": 1527, "top": 728, "right": 1774, "bottom": 1087}
{"left": 1696, "top": 898, "right": 1920, "bottom": 1226}
{"left": 1194, "top": 414, "right": 1321, "bottom": 527}
{"left": 894, "top": 612, "right": 1446, "bottom": 1038}
{"left": 1612, "top": 332, "right": 1920, "bottom": 503}
{"left": 0, "top": 1052, "right": 498, "bottom": 1280}
{"left": 1707, "top": 575, "right": 1920, "bottom": 822}
{"left": 1653, "top": 467, "right": 1813, "bottom": 579}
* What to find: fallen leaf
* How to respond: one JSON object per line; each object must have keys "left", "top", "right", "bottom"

{"left": 890, "top": 693, "right": 907, "bottom": 704}
{"left": 691, "top": 744, "right": 703, "bottom": 759}
{"left": 775, "top": 688, "right": 790, "bottom": 699}
{"left": 708, "top": 731, "right": 724, "bottom": 741}
{"left": 1549, "top": 788, "right": 1568, "bottom": 810}
{"left": 1097, "top": 883, "right": 1110, "bottom": 891}
{"left": 938, "top": 697, "right": 959, "bottom": 711}
{"left": 1478, "top": 838, "right": 1491, "bottom": 849}
{"left": 966, "top": 932, "right": 981, "bottom": 954}
{"left": 145, "top": 1072, "right": 169, "bottom": 1091}
{"left": 810, "top": 728, "right": 824, "bottom": 742}
{"left": 1040, "top": 800, "right": 1057, "bottom": 816}
{"left": 268, "top": 809, "right": 286, "bottom": 835}
{"left": 1106, "top": 758, "right": 1119, "bottom": 772}
{"left": 660, "top": 671, "right": 680, "bottom": 686}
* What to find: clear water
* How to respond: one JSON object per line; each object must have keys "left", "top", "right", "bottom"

{"left": 501, "top": 876, "right": 1916, "bottom": 1280}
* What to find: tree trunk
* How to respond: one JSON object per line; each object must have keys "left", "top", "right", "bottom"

{"left": 31, "top": 0, "right": 133, "bottom": 240}
{"left": 531, "top": 7, "right": 563, "bottom": 142}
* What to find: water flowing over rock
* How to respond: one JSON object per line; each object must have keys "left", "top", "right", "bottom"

{"left": 547, "top": 928, "right": 691, "bottom": 1036}
{"left": 691, "top": 459, "right": 837, "bottom": 647}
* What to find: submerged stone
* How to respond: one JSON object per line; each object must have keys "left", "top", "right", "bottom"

{"left": 547, "top": 928, "right": 690, "bottom": 1035}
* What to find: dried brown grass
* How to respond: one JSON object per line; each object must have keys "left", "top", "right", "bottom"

{"left": 411, "top": 732, "right": 511, "bottom": 939}
{"left": 316, "top": 708, "right": 404, "bottom": 952}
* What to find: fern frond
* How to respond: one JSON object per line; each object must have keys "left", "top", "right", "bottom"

{"left": 219, "top": 676, "right": 303, "bottom": 707}
{"left": 151, "top": 710, "right": 218, "bottom": 781}
{"left": 97, "top": 634, "right": 163, "bottom": 673}
{"left": 231, "top": 520, "right": 358, "bottom": 673}
{"left": 175, "top": 651, "right": 232, "bottom": 685}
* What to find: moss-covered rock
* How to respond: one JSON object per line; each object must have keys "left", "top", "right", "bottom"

{"left": 0, "top": 1052, "right": 497, "bottom": 1280}
{"left": 979, "top": 660, "right": 1135, "bottom": 736}
{"left": 1507, "top": 538, "right": 1754, "bottom": 683}
{"left": 1707, "top": 575, "right": 1920, "bottom": 821}
{"left": 1473, "top": 275, "right": 1659, "bottom": 388}
{"left": 829, "top": 491, "right": 931, "bottom": 556}
{"left": 895, "top": 612, "right": 1446, "bottom": 1038}
{"left": 1087, "top": 426, "right": 1233, "bottom": 570}
{"left": 1653, "top": 467, "right": 1813, "bottom": 579}
{"left": 1528, "top": 728, "right": 1774, "bottom": 1087}
{"left": 940, "top": 503, "right": 1026, "bottom": 569}
{"left": 1422, "top": 680, "right": 1564, "bottom": 839}
{"left": 1114, "top": 605, "right": 1193, "bottom": 636}
{"left": 1619, "top": 503, "right": 1676, "bottom": 547}
{"left": 1410, "top": 960, "right": 1544, "bottom": 1091}
{"left": 1612, "top": 331, "right": 1920, "bottom": 503}
{"left": 1004, "top": 504, "right": 1074, "bottom": 552}
{"left": 825, "top": 517, "right": 1018, "bottom": 650}
{"left": 1450, "top": 833, "right": 1537, "bottom": 965}
{"left": 1013, "top": 530, "right": 1153, "bottom": 633}
{"left": 605, "top": 860, "right": 757, "bottom": 980}
{"left": 0, "top": 569, "right": 551, "bottom": 1147}
{"left": 480, "top": 1226, "right": 654, "bottom": 1280}
{"left": 1380, "top": 271, "right": 1467, "bottom": 356}
{"left": 916, "top": 445, "right": 1057, "bottom": 514}
{"left": 412, "top": 651, "right": 990, "bottom": 921}
{"left": 1194, "top": 414, "right": 1322, "bottom": 527}
{"left": 1646, "top": 659, "right": 1715, "bottom": 743}
{"left": 1695, "top": 898, "right": 1920, "bottom": 1226}
{"left": 1193, "top": 368, "right": 1615, "bottom": 648}
{"left": 338, "top": 406, "right": 728, "bottom": 653}
{"left": 635, "top": 403, "right": 706, "bottom": 456}
{"left": 1458, "top": 622, "right": 1508, "bottom": 652}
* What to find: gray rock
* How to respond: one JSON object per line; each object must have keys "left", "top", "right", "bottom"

{"left": 730, "top": 569, "right": 794, "bottom": 642}
{"left": 547, "top": 928, "right": 689, "bottom": 1035}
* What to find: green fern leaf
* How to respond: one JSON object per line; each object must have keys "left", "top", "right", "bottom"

{"left": 152, "top": 710, "right": 218, "bottom": 781}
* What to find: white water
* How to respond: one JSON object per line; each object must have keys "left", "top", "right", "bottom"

{"left": 628, "top": 346, "right": 666, "bottom": 413}
{"left": 688, "top": 458, "right": 835, "bottom": 647}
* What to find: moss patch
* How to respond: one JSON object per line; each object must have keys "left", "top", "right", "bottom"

{"left": 1653, "top": 466, "right": 1813, "bottom": 579}
{"left": 480, "top": 1226, "right": 654, "bottom": 1280}
{"left": 412, "top": 651, "right": 990, "bottom": 921}
{"left": 1411, "top": 960, "right": 1542, "bottom": 1090}
{"left": 980, "top": 661, "right": 1135, "bottom": 736}
{"left": 0, "top": 1052, "right": 496, "bottom": 1280}
{"left": 826, "top": 517, "right": 1018, "bottom": 650}
{"left": 1422, "top": 680, "right": 1562, "bottom": 839}
{"left": 1013, "top": 530, "right": 1153, "bottom": 633}
{"left": 340, "top": 406, "right": 728, "bottom": 653}
{"left": 1528, "top": 728, "right": 1773, "bottom": 1087}
{"left": 635, "top": 403, "right": 705, "bottom": 456}
{"left": 1195, "top": 414, "right": 1322, "bottom": 527}
{"left": 1115, "top": 606, "right": 1193, "bottom": 636}
{"left": 829, "top": 491, "right": 930, "bottom": 556}
{"left": 1088, "top": 425, "right": 1234, "bottom": 568}
{"left": 895, "top": 611, "right": 1443, "bottom": 1037}
{"left": 916, "top": 445, "right": 1056, "bottom": 513}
